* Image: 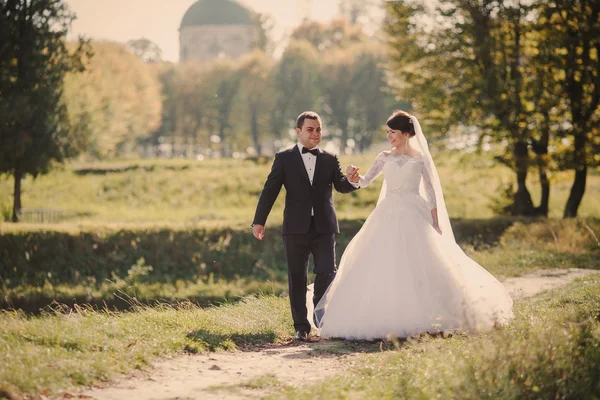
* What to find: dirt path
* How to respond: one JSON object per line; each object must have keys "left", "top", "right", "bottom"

{"left": 80, "top": 268, "right": 599, "bottom": 400}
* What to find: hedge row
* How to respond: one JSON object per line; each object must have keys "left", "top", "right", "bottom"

{"left": 0, "top": 218, "right": 528, "bottom": 288}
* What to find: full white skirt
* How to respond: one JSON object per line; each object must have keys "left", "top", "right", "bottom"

{"left": 312, "top": 193, "right": 514, "bottom": 340}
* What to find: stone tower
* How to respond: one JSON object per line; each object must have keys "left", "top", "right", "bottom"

{"left": 179, "top": 0, "right": 257, "bottom": 63}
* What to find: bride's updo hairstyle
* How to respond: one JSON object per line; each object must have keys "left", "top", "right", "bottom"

{"left": 386, "top": 110, "right": 415, "bottom": 137}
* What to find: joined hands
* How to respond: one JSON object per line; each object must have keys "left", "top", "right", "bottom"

{"left": 346, "top": 165, "right": 360, "bottom": 183}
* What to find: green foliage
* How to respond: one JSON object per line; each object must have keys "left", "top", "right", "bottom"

{"left": 63, "top": 41, "right": 162, "bottom": 157}
{"left": 235, "top": 51, "right": 275, "bottom": 155}
{"left": 0, "top": 295, "right": 292, "bottom": 396}
{"left": 0, "top": 224, "right": 290, "bottom": 288}
{"left": 318, "top": 43, "right": 395, "bottom": 153}
{"left": 0, "top": 0, "right": 92, "bottom": 221}
{"left": 2, "top": 216, "right": 599, "bottom": 311}
{"left": 0, "top": 196, "right": 11, "bottom": 222}
{"left": 126, "top": 37, "right": 162, "bottom": 63}
{"left": 1, "top": 276, "right": 599, "bottom": 398}
{"left": 0, "top": 152, "right": 598, "bottom": 225}
{"left": 0, "top": 0, "right": 91, "bottom": 171}
{"left": 270, "top": 40, "right": 321, "bottom": 137}
{"left": 290, "top": 18, "right": 367, "bottom": 53}
{"left": 276, "top": 276, "right": 600, "bottom": 399}
{"left": 383, "top": 0, "right": 600, "bottom": 217}
{"left": 0, "top": 153, "right": 597, "bottom": 311}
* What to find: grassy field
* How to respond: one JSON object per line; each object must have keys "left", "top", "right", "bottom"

{"left": 1, "top": 217, "right": 599, "bottom": 313}
{"left": 0, "top": 151, "right": 599, "bottom": 398}
{"left": 271, "top": 276, "right": 600, "bottom": 399}
{"left": 1, "top": 150, "right": 599, "bottom": 225}
{"left": 0, "top": 275, "right": 599, "bottom": 398}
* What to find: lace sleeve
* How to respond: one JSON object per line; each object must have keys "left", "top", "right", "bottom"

{"left": 422, "top": 166, "right": 437, "bottom": 210}
{"left": 358, "top": 153, "right": 385, "bottom": 187}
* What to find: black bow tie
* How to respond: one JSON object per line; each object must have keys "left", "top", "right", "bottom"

{"left": 302, "top": 147, "right": 319, "bottom": 156}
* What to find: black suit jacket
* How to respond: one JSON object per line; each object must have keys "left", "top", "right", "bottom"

{"left": 253, "top": 145, "right": 358, "bottom": 234}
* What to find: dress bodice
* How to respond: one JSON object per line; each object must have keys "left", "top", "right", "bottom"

{"left": 358, "top": 152, "right": 437, "bottom": 209}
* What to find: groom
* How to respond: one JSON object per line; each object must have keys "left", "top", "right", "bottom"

{"left": 252, "top": 111, "right": 359, "bottom": 341}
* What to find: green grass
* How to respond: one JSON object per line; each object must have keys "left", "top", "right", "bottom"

{"left": 465, "top": 218, "right": 600, "bottom": 278}
{"left": 1, "top": 218, "right": 598, "bottom": 312}
{"left": 0, "top": 295, "right": 292, "bottom": 397}
{"left": 0, "top": 152, "right": 599, "bottom": 398}
{"left": 1, "top": 276, "right": 288, "bottom": 313}
{"left": 272, "top": 276, "right": 600, "bottom": 399}
{"left": 1, "top": 151, "right": 599, "bottom": 225}
{"left": 1, "top": 276, "right": 599, "bottom": 398}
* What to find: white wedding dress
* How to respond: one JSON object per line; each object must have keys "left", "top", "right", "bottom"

{"left": 312, "top": 146, "right": 514, "bottom": 340}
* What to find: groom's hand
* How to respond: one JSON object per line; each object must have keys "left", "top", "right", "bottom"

{"left": 345, "top": 165, "right": 360, "bottom": 183}
{"left": 252, "top": 224, "right": 265, "bottom": 240}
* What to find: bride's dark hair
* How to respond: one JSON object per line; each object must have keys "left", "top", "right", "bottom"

{"left": 386, "top": 110, "right": 415, "bottom": 137}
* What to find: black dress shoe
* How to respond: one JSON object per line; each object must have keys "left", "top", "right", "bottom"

{"left": 294, "top": 330, "right": 309, "bottom": 341}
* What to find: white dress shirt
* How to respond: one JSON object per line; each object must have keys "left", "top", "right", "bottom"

{"left": 297, "top": 142, "right": 318, "bottom": 185}
{"left": 298, "top": 142, "right": 318, "bottom": 215}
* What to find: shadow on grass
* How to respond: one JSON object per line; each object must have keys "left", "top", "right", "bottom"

{"left": 3, "top": 217, "right": 598, "bottom": 314}
{"left": 184, "top": 329, "right": 279, "bottom": 353}
{"left": 303, "top": 331, "right": 458, "bottom": 356}
{"left": 0, "top": 292, "right": 248, "bottom": 315}
{"left": 73, "top": 164, "right": 191, "bottom": 175}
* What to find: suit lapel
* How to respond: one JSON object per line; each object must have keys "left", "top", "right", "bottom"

{"left": 313, "top": 148, "right": 324, "bottom": 184}
{"left": 293, "top": 145, "right": 312, "bottom": 186}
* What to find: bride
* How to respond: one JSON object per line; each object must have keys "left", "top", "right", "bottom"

{"left": 311, "top": 110, "right": 513, "bottom": 340}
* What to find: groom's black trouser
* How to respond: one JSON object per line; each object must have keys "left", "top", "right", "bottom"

{"left": 282, "top": 217, "right": 336, "bottom": 333}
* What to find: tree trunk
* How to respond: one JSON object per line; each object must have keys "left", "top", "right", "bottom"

{"left": 339, "top": 118, "right": 349, "bottom": 154}
{"left": 512, "top": 140, "right": 535, "bottom": 215}
{"left": 12, "top": 168, "right": 22, "bottom": 223}
{"left": 218, "top": 123, "right": 227, "bottom": 157}
{"left": 532, "top": 113, "right": 550, "bottom": 217}
{"left": 536, "top": 165, "right": 550, "bottom": 217}
{"left": 250, "top": 107, "right": 261, "bottom": 156}
{"left": 563, "top": 134, "right": 587, "bottom": 218}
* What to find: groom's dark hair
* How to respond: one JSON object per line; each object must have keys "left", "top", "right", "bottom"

{"left": 296, "top": 111, "right": 322, "bottom": 129}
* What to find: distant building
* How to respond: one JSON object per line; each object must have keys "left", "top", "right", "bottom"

{"left": 179, "top": 0, "right": 257, "bottom": 63}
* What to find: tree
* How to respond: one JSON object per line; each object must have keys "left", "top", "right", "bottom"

{"left": 290, "top": 18, "right": 367, "bottom": 53}
{"left": 236, "top": 51, "right": 274, "bottom": 155}
{"left": 62, "top": 41, "right": 162, "bottom": 157}
{"left": 320, "top": 50, "right": 356, "bottom": 153}
{"left": 385, "top": 0, "right": 544, "bottom": 216}
{"left": 349, "top": 44, "right": 394, "bottom": 152}
{"left": 126, "top": 37, "right": 162, "bottom": 63}
{"left": 147, "top": 62, "right": 177, "bottom": 144}
{"left": 205, "top": 60, "right": 242, "bottom": 156}
{"left": 271, "top": 40, "right": 321, "bottom": 138}
{"left": 338, "top": 0, "right": 378, "bottom": 26}
{"left": 0, "top": 0, "right": 91, "bottom": 222}
{"left": 523, "top": 5, "right": 567, "bottom": 217}
{"left": 382, "top": 2, "right": 458, "bottom": 140}
{"left": 172, "top": 62, "right": 213, "bottom": 146}
{"left": 252, "top": 12, "right": 276, "bottom": 55}
{"left": 540, "top": 0, "right": 600, "bottom": 218}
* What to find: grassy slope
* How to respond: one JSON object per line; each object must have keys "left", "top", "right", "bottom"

{"left": 1, "top": 151, "right": 599, "bottom": 225}
{"left": 0, "top": 152, "right": 599, "bottom": 397}
{"left": 1, "top": 276, "right": 599, "bottom": 398}
{"left": 272, "top": 275, "right": 600, "bottom": 399}
{"left": 1, "top": 217, "right": 598, "bottom": 313}
{"left": 0, "top": 296, "right": 291, "bottom": 396}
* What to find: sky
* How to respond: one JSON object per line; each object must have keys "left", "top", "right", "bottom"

{"left": 65, "top": 0, "right": 362, "bottom": 62}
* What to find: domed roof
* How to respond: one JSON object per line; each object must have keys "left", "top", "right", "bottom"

{"left": 180, "top": 0, "right": 254, "bottom": 29}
